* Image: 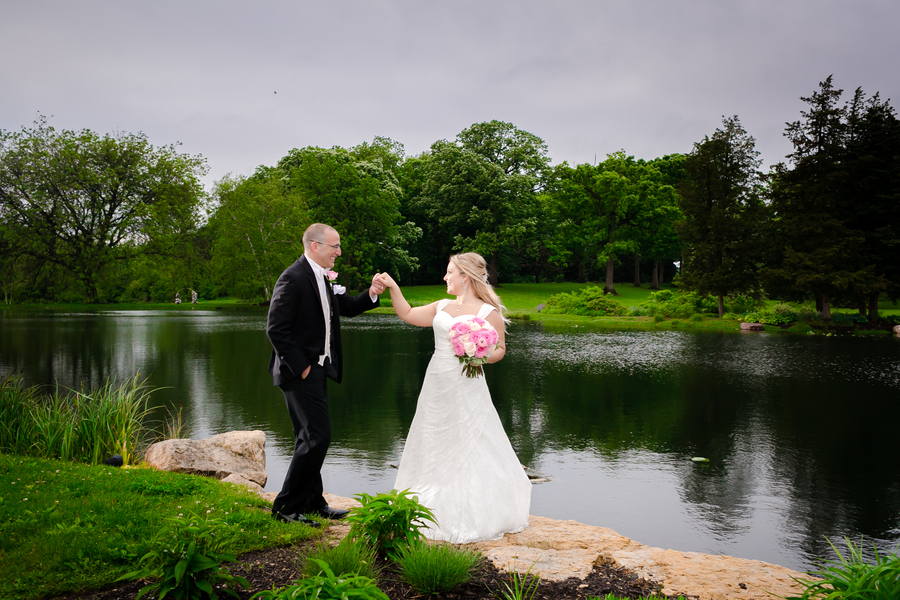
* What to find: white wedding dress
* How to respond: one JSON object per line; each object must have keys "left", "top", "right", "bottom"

{"left": 393, "top": 299, "right": 532, "bottom": 543}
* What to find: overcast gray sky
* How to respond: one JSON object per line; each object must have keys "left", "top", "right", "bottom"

{"left": 3, "top": 1, "right": 899, "bottom": 188}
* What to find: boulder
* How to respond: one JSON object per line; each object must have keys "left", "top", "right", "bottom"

{"left": 221, "top": 472, "right": 266, "bottom": 495}
{"left": 740, "top": 322, "right": 765, "bottom": 331}
{"left": 144, "top": 430, "right": 267, "bottom": 487}
{"left": 893, "top": 324, "right": 900, "bottom": 336}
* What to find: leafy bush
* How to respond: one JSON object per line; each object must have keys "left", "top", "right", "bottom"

{"left": 771, "top": 303, "right": 796, "bottom": 316}
{"left": 788, "top": 538, "right": 900, "bottom": 600}
{"left": 629, "top": 306, "right": 651, "bottom": 317}
{"left": 119, "top": 514, "right": 249, "bottom": 600}
{"left": 653, "top": 315, "right": 664, "bottom": 323}
{"left": 721, "top": 312, "right": 742, "bottom": 321}
{"left": 796, "top": 306, "right": 821, "bottom": 321}
{"left": 689, "top": 314, "right": 704, "bottom": 322}
{"left": 831, "top": 313, "right": 868, "bottom": 325}
{"left": 300, "top": 537, "right": 381, "bottom": 581}
{"left": 251, "top": 560, "right": 388, "bottom": 600}
{"left": 642, "top": 291, "right": 718, "bottom": 319}
{"left": 346, "top": 489, "right": 437, "bottom": 559}
{"left": 727, "top": 294, "right": 764, "bottom": 314}
{"left": 395, "top": 541, "right": 482, "bottom": 594}
{"left": 543, "top": 287, "right": 629, "bottom": 317}
{"left": 742, "top": 311, "right": 795, "bottom": 326}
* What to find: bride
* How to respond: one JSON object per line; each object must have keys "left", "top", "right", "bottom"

{"left": 376, "top": 253, "right": 531, "bottom": 543}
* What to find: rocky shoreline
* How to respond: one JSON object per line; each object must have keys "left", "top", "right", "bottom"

{"left": 307, "top": 492, "right": 808, "bottom": 600}
{"left": 146, "top": 431, "right": 811, "bottom": 600}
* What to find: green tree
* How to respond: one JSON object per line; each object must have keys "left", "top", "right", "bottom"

{"left": 677, "top": 116, "right": 765, "bottom": 316}
{"left": 762, "top": 78, "right": 881, "bottom": 320}
{"left": 208, "top": 169, "right": 309, "bottom": 301}
{"left": 647, "top": 155, "right": 687, "bottom": 289}
{"left": 404, "top": 121, "right": 549, "bottom": 285}
{"left": 278, "top": 142, "right": 416, "bottom": 289}
{"left": 842, "top": 89, "right": 900, "bottom": 318}
{"left": 0, "top": 116, "right": 207, "bottom": 302}
{"left": 549, "top": 152, "right": 675, "bottom": 294}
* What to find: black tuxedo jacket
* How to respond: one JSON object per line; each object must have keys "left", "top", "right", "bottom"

{"left": 266, "top": 255, "right": 378, "bottom": 385}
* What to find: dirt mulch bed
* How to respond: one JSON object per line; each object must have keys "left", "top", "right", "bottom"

{"left": 51, "top": 543, "right": 670, "bottom": 600}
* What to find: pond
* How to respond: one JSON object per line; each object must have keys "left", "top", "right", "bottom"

{"left": 2, "top": 307, "right": 899, "bottom": 571}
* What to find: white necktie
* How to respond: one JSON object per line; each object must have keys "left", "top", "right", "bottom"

{"left": 318, "top": 273, "right": 332, "bottom": 366}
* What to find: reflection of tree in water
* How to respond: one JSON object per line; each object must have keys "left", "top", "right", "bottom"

{"left": 485, "top": 323, "right": 900, "bottom": 565}
{"left": 763, "top": 373, "right": 900, "bottom": 564}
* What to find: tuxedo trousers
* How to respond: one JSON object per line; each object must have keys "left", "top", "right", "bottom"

{"left": 272, "top": 362, "right": 332, "bottom": 516}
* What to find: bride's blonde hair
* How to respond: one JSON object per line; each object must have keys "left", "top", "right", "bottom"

{"left": 449, "top": 253, "right": 509, "bottom": 324}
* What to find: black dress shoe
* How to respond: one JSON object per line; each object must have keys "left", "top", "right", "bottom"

{"left": 315, "top": 505, "right": 349, "bottom": 520}
{"left": 273, "top": 512, "right": 321, "bottom": 527}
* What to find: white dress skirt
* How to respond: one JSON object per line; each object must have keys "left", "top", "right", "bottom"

{"left": 393, "top": 300, "right": 532, "bottom": 543}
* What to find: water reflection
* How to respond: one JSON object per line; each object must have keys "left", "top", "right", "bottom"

{"left": 1, "top": 309, "right": 899, "bottom": 570}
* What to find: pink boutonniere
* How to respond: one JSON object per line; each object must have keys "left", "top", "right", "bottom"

{"left": 325, "top": 270, "right": 346, "bottom": 295}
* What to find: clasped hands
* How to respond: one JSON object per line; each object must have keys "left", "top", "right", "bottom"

{"left": 368, "top": 273, "right": 397, "bottom": 297}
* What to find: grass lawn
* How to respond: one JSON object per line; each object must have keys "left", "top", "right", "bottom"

{"left": 5, "top": 282, "right": 898, "bottom": 334}
{"left": 0, "top": 453, "right": 319, "bottom": 600}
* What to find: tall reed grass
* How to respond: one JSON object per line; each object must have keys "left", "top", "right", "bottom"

{"left": 0, "top": 373, "right": 154, "bottom": 465}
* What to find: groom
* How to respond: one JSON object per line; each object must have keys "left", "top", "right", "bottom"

{"left": 266, "top": 223, "right": 385, "bottom": 526}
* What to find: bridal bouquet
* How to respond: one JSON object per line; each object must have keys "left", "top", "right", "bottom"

{"left": 448, "top": 317, "right": 500, "bottom": 378}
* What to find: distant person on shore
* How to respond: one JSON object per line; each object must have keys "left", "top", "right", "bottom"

{"left": 375, "top": 253, "right": 531, "bottom": 542}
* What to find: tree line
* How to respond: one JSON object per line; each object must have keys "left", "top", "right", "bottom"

{"left": 1, "top": 76, "right": 898, "bottom": 320}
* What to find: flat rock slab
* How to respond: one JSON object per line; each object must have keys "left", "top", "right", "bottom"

{"left": 478, "top": 517, "right": 807, "bottom": 599}
{"left": 145, "top": 430, "right": 267, "bottom": 486}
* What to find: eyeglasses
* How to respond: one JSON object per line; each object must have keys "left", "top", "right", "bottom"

{"left": 313, "top": 240, "right": 341, "bottom": 251}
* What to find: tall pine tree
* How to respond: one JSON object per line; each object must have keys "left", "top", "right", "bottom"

{"left": 678, "top": 116, "right": 764, "bottom": 316}
{"left": 763, "top": 76, "right": 893, "bottom": 320}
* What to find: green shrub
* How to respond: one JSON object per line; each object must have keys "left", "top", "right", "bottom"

{"left": 649, "top": 289, "right": 674, "bottom": 302}
{"left": 641, "top": 291, "right": 718, "bottom": 319}
{"left": 771, "top": 303, "right": 796, "bottom": 316}
{"left": 395, "top": 541, "right": 482, "bottom": 594}
{"left": 743, "top": 311, "right": 796, "bottom": 326}
{"left": 0, "top": 374, "right": 153, "bottom": 465}
{"left": 251, "top": 560, "right": 388, "bottom": 600}
{"left": 301, "top": 537, "right": 381, "bottom": 581}
{"left": 831, "top": 313, "right": 868, "bottom": 325}
{"left": 689, "top": 314, "right": 704, "bottom": 322}
{"left": 543, "top": 287, "right": 629, "bottom": 317}
{"left": 496, "top": 563, "right": 540, "bottom": 600}
{"left": 119, "top": 514, "right": 249, "bottom": 600}
{"left": 796, "top": 306, "right": 821, "bottom": 321}
{"left": 653, "top": 315, "right": 664, "bottom": 323}
{"left": 787, "top": 538, "right": 900, "bottom": 600}
{"left": 346, "top": 489, "right": 437, "bottom": 560}
{"left": 726, "top": 294, "right": 764, "bottom": 314}
{"left": 721, "top": 312, "right": 742, "bottom": 321}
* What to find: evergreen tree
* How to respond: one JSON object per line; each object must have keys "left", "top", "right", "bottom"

{"left": 678, "top": 116, "right": 764, "bottom": 316}
{"left": 762, "top": 77, "right": 886, "bottom": 320}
